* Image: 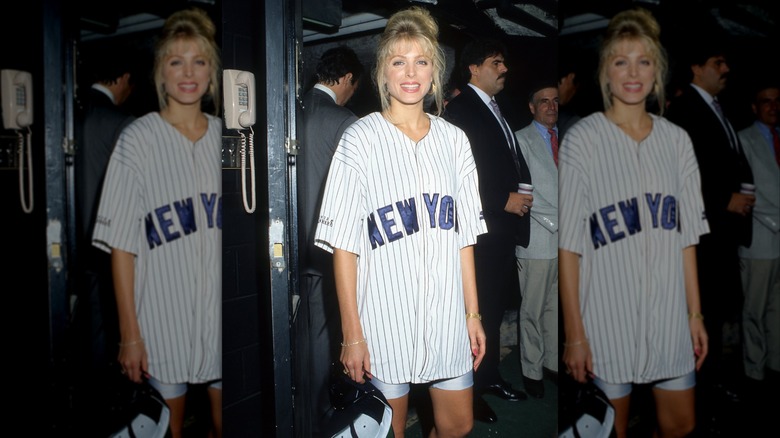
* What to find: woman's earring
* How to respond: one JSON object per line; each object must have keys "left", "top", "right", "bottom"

{"left": 429, "top": 82, "right": 435, "bottom": 95}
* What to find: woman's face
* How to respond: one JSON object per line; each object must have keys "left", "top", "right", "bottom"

{"left": 162, "top": 38, "right": 211, "bottom": 108}
{"left": 383, "top": 40, "right": 434, "bottom": 108}
{"left": 606, "top": 39, "right": 655, "bottom": 108}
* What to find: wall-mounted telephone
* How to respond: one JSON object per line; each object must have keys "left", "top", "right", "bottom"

{"left": 1, "top": 69, "right": 34, "bottom": 213}
{"left": 223, "top": 69, "right": 256, "bottom": 213}
{"left": 224, "top": 69, "right": 256, "bottom": 130}
{"left": 2, "top": 69, "right": 33, "bottom": 130}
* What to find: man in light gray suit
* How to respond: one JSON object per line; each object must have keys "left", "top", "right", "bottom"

{"left": 296, "top": 45, "right": 364, "bottom": 436}
{"left": 514, "top": 82, "right": 559, "bottom": 398}
{"left": 737, "top": 81, "right": 780, "bottom": 395}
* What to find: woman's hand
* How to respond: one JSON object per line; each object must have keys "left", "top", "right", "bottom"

{"left": 340, "top": 340, "right": 371, "bottom": 383}
{"left": 689, "top": 317, "right": 708, "bottom": 370}
{"left": 563, "top": 339, "right": 593, "bottom": 384}
{"left": 467, "top": 318, "right": 487, "bottom": 371}
{"left": 118, "top": 339, "right": 148, "bottom": 383}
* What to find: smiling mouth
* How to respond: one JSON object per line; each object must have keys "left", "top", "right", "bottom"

{"left": 400, "top": 83, "right": 420, "bottom": 92}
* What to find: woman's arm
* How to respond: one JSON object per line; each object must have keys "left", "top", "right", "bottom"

{"left": 559, "top": 248, "right": 592, "bottom": 383}
{"left": 112, "top": 248, "right": 147, "bottom": 383}
{"left": 460, "top": 245, "right": 486, "bottom": 370}
{"left": 333, "top": 248, "right": 371, "bottom": 383}
{"left": 683, "top": 246, "right": 708, "bottom": 370}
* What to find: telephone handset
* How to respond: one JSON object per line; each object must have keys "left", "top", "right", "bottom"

{"left": 223, "top": 69, "right": 256, "bottom": 213}
{"left": 1, "top": 69, "right": 34, "bottom": 214}
{"left": 2, "top": 69, "right": 33, "bottom": 130}
{"left": 224, "top": 69, "right": 256, "bottom": 130}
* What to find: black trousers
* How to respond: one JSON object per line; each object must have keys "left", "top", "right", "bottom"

{"left": 295, "top": 271, "right": 340, "bottom": 436}
{"left": 473, "top": 234, "right": 518, "bottom": 388}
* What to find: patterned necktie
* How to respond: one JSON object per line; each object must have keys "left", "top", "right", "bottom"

{"left": 712, "top": 98, "right": 739, "bottom": 152}
{"left": 772, "top": 127, "right": 780, "bottom": 168}
{"left": 548, "top": 128, "right": 559, "bottom": 166}
{"left": 489, "top": 99, "right": 523, "bottom": 176}
{"left": 489, "top": 99, "right": 516, "bottom": 151}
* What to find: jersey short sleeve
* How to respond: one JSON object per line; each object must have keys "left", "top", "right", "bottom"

{"left": 314, "top": 122, "right": 368, "bottom": 255}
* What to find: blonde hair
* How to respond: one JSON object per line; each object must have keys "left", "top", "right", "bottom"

{"left": 153, "top": 7, "right": 221, "bottom": 114}
{"left": 598, "top": 8, "right": 668, "bottom": 114}
{"left": 374, "top": 7, "right": 445, "bottom": 115}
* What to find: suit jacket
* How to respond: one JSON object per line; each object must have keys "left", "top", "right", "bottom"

{"left": 665, "top": 84, "right": 753, "bottom": 248}
{"left": 299, "top": 87, "right": 358, "bottom": 274}
{"left": 738, "top": 122, "right": 780, "bottom": 259}
{"left": 443, "top": 85, "right": 531, "bottom": 247}
{"left": 557, "top": 106, "right": 581, "bottom": 144}
{"left": 513, "top": 123, "right": 557, "bottom": 259}
{"left": 75, "top": 88, "right": 135, "bottom": 244}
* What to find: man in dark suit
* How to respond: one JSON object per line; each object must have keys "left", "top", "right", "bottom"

{"left": 444, "top": 38, "right": 531, "bottom": 423}
{"left": 73, "top": 48, "right": 138, "bottom": 365}
{"left": 665, "top": 40, "right": 755, "bottom": 422}
{"left": 556, "top": 45, "right": 583, "bottom": 143}
{"left": 71, "top": 47, "right": 139, "bottom": 428}
{"left": 296, "top": 45, "right": 364, "bottom": 436}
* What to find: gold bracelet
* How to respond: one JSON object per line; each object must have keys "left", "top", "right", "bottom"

{"left": 466, "top": 313, "right": 482, "bottom": 321}
{"left": 340, "top": 338, "right": 366, "bottom": 347}
{"left": 118, "top": 338, "right": 144, "bottom": 347}
{"left": 564, "top": 338, "right": 588, "bottom": 348}
{"left": 688, "top": 312, "right": 704, "bottom": 321}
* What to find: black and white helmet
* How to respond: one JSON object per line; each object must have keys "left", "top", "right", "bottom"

{"left": 319, "top": 374, "right": 393, "bottom": 438}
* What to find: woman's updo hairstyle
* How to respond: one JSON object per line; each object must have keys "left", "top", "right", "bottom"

{"left": 598, "top": 8, "right": 668, "bottom": 114}
{"left": 153, "top": 7, "right": 221, "bottom": 114}
{"left": 373, "top": 7, "right": 446, "bottom": 115}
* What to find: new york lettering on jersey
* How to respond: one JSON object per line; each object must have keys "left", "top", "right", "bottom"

{"left": 366, "top": 192, "right": 457, "bottom": 249}
{"left": 590, "top": 192, "right": 679, "bottom": 249}
{"left": 319, "top": 192, "right": 459, "bottom": 250}
{"left": 144, "top": 192, "right": 222, "bottom": 249}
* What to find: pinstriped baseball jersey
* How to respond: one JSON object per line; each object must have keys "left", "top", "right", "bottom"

{"left": 93, "top": 112, "right": 222, "bottom": 384}
{"left": 314, "top": 112, "right": 487, "bottom": 384}
{"left": 559, "top": 112, "right": 709, "bottom": 384}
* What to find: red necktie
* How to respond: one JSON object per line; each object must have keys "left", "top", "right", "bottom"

{"left": 772, "top": 127, "right": 780, "bottom": 167}
{"left": 548, "top": 128, "right": 558, "bottom": 166}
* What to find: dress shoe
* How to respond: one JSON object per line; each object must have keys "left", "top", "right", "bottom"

{"left": 523, "top": 376, "right": 544, "bottom": 398}
{"left": 479, "top": 380, "right": 527, "bottom": 401}
{"left": 473, "top": 395, "right": 497, "bottom": 423}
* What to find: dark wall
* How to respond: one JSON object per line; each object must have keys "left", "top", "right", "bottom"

{"left": 0, "top": 0, "right": 59, "bottom": 426}
{"left": 221, "top": 0, "right": 276, "bottom": 436}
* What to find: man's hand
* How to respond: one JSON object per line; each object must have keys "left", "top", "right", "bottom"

{"left": 727, "top": 192, "right": 756, "bottom": 216}
{"left": 505, "top": 192, "right": 533, "bottom": 217}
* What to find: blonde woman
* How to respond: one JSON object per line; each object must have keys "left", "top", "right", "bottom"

{"left": 559, "top": 8, "right": 709, "bottom": 438}
{"left": 314, "top": 7, "right": 487, "bottom": 437}
{"left": 92, "top": 8, "right": 222, "bottom": 437}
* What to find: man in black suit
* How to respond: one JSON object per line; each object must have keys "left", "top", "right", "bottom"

{"left": 71, "top": 47, "right": 139, "bottom": 428}
{"left": 665, "top": 40, "right": 755, "bottom": 421}
{"left": 73, "top": 48, "right": 138, "bottom": 365}
{"left": 444, "top": 38, "right": 531, "bottom": 423}
{"left": 556, "top": 45, "right": 583, "bottom": 143}
{"left": 296, "top": 45, "right": 364, "bottom": 436}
